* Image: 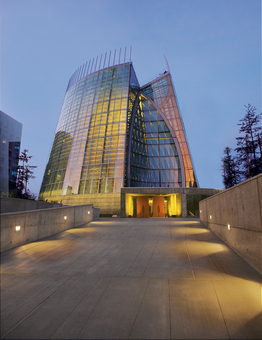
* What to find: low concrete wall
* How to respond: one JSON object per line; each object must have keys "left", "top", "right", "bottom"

{"left": 1, "top": 197, "right": 62, "bottom": 214}
{"left": 93, "top": 207, "right": 100, "bottom": 220}
{"left": 1, "top": 204, "right": 99, "bottom": 252}
{"left": 199, "top": 174, "right": 262, "bottom": 274}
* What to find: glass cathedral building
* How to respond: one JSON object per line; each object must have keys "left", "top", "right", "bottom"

{"left": 39, "top": 53, "right": 198, "bottom": 202}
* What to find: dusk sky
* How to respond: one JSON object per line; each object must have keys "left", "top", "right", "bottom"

{"left": 1, "top": 0, "right": 261, "bottom": 196}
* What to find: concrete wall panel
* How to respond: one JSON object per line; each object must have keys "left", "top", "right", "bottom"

{"left": 210, "top": 223, "right": 261, "bottom": 274}
{"left": 218, "top": 188, "right": 238, "bottom": 227}
{"left": 200, "top": 174, "right": 262, "bottom": 274}
{"left": 1, "top": 204, "right": 97, "bottom": 252}
{"left": 0, "top": 197, "right": 61, "bottom": 214}
{"left": 236, "top": 179, "right": 260, "bottom": 231}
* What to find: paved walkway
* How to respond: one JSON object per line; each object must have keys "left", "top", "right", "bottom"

{"left": 1, "top": 218, "right": 261, "bottom": 339}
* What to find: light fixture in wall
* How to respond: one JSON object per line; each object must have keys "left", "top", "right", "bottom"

{"left": 228, "top": 224, "right": 231, "bottom": 230}
{"left": 210, "top": 215, "right": 212, "bottom": 220}
{"left": 64, "top": 216, "right": 67, "bottom": 220}
{"left": 15, "top": 226, "right": 21, "bottom": 231}
{"left": 200, "top": 210, "right": 202, "bottom": 213}
{"left": 88, "top": 211, "right": 90, "bottom": 215}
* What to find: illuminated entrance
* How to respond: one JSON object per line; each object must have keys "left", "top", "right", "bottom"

{"left": 126, "top": 194, "right": 182, "bottom": 218}
{"left": 121, "top": 187, "right": 221, "bottom": 218}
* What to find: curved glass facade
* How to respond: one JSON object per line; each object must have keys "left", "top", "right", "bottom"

{"left": 39, "top": 57, "right": 198, "bottom": 199}
{"left": 142, "top": 73, "right": 197, "bottom": 187}
{"left": 128, "top": 93, "right": 181, "bottom": 187}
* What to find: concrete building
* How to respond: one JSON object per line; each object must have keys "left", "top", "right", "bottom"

{"left": 0, "top": 111, "right": 22, "bottom": 197}
{"left": 39, "top": 50, "right": 219, "bottom": 216}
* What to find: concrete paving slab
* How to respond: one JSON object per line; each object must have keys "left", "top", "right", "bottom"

{"left": 169, "top": 279, "right": 229, "bottom": 339}
{"left": 212, "top": 279, "right": 262, "bottom": 339}
{"left": 50, "top": 277, "right": 111, "bottom": 339}
{"left": 1, "top": 274, "right": 71, "bottom": 336}
{"left": 58, "top": 239, "right": 121, "bottom": 276}
{"left": 143, "top": 240, "right": 193, "bottom": 278}
{"left": 126, "top": 240, "right": 158, "bottom": 277}
{"left": 2, "top": 276, "right": 99, "bottom": 339}
{"left": 185, "top": 240, "right": 225, "bottom": 280}
{"left": 77, "top": 277, "right": 149, "bottom": 339}
{"left": 0, "top": 273, "right": 28, "bottom": 291}
{"left": 129, "top": 278, "right": 170, "bottom": 339}
{"left": 85, "top": 240, "right": 144, "bottom": 277}
{"left": 1, "top": 218, "right": 261, "bottom": 339}
{"left": 32, "top": 240, "right": 100, "bottom": 275}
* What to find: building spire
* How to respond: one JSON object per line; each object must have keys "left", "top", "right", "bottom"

{"left": 164, "top": 55, "right": 170, "bottom": 73}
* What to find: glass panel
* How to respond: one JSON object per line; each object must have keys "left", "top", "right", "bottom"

{"left": 142, "top": 73, "right": 198, "bottom": 187}
{"left": 129, "top": 94, "right": 181, "bottom": 188}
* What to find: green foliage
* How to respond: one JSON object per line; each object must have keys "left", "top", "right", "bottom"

{"left": 16, "top": 149, "right": 37, "bottom": 199}
{"left": 222, "top": 104, "right": 262, "bottom": 188}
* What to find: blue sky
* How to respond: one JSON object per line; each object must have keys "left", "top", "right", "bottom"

{"left": 1, "top": 0, "right": 261, "bottom": 195}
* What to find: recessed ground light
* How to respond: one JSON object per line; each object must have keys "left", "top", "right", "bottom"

{"left": 228, "top": 224, "right": 230, "bottom": 230}
{"left": 200, "top": 210, "right": 202, "bottom": 213}
{"left": 88, "top": 211, "right": 90, "bottom": 214}
{"left": 64, "top": 216, "right": 67, "bottom": 220}
{"left": 210, "top": 215, "right": 212, "bottom": 219}
{"left": 15, "top": 226, "right": 21, "bottom": 231}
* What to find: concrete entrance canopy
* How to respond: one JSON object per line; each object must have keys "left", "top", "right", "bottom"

{"left": 121, "top": 187, "right": 221, "bottom": 218}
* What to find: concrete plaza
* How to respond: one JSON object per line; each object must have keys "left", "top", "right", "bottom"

{"left": 1, "top": 218, "right": 261, "bottom": 339}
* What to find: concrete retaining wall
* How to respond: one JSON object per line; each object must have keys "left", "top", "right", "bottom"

{"left": 199, "top": 174, "right": 262, "bottom": 274}
{"left": 1, "top": 197, "right": 62, "bottom": 214}
{"left": 1, "top": 204, "right": 99, "bottom": 252}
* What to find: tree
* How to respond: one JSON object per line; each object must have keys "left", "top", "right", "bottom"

{"left": 222, "top": 147, "right": 239, "bottom": 188}
{"left": 16, "top": 149, "right": 37, "bottom": 199}
{"left": 235, "top": 104, "right": 262, "bottom": 180}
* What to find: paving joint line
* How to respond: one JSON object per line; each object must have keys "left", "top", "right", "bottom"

{"left": 141, "top": 240, "right": 159, "bottom": 278}
{"left": 184, "top": 227, "right": 196, "bottom": 279}
{"left": 127, "top": 278, "right": 150, "bottom": 339}
{"left": 125, "top": 240, "right": 147, "bottom": 277}
{"left": 81, "top": 239, "right": 123, "bottom": 275}
{"left": 47, "top": 276, "right": 101, "bottom": 339}
{"left": 1, "top": 276, "right": 75, "bottom": 339}
{"left": 56, "top": 239, "right": 104, "bottom": 275}
{"left": 75, "top": 277, "right": 113, "bottom": 339}
{"left": 168, "top": 279, "right": 172, "bottom": 339}
{"left": 211, "top": 280, "right": 231, "bottom": 339}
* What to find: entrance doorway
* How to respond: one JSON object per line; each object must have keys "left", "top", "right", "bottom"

{"left": 137, "top": 196, "right": 149, "bottom": 218}
{"left": 153, "top": 196, "right": 164, "bottom": 217}
{"left": 135, "top": 196, "right": 165, "bottom": 217}
{"left": 126, "top": 193, "right": 182, "bottom": 218}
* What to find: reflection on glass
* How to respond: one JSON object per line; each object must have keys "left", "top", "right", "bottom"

{"left": 129, "top": 94, "right": 182, "bottom": 188}
{"left": 39, "top": 131, "right": 73, "bottom": 198}
{"left": 142, "top": 73, "right": 198, "bottom": 187}
{"left": 39, "top": 58, "right": 198, "bottom": 199}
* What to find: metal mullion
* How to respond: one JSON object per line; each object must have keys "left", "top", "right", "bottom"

{"left": 86, "top": 60, "right": 91, "bottom": 75}
{"left": 94, "top": 56, "right": 98, "bottom": 72}
{"left": 113, "top": 49, "right": 116, "bottom": 65}
{"left": 98, "top": 54, "right": 103, "bottom": 71}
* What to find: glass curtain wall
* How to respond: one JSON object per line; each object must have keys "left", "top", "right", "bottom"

{"left": 39, "top": 63, "right": 131, "bottom": 198}
{"left": 39, "top": 59, "right": 198, "bottom": 199}
{"left": 142, "top": 73, "right": 198, "bottom": 187}
{"left": 129, "top": 94, "right": 182, "bottom": 187}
